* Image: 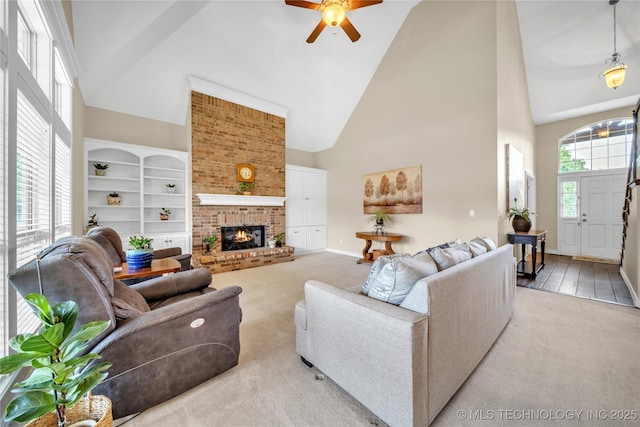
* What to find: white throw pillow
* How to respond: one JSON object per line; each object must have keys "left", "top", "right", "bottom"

{"left": 361, "top": 253, "right": 407, "bottom": 295}
{"left": 428, "top": 246, "right": 472, "bottom": 271}
{"left": 367, "top": 257, "right": 438, "bottom": 305}
{"left": 465, "top": 241, "right": 488, "bottom": 257}
{"left": 471, "top": 236, "right": 497, "bottom": 252}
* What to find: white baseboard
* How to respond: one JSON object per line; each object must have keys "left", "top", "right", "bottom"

{"left": 326, "top": 247, "right": 362, "bottom": 259}
{"left": 619, "top": 267, "right": 640, "bottom": 308}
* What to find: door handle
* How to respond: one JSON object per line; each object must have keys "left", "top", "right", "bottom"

{"left": 582, "top": 219, "right": 587, "bottom": 222}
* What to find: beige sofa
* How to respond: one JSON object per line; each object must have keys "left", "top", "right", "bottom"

{"left": 295, "top": 244, "right": 516, "bottom": 426}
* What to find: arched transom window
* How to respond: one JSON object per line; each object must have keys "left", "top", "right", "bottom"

{"left": 559, "top": 118, "right": 634, "bottom": 173}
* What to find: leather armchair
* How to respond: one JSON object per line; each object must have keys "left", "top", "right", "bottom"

{"left": 86, "top": 226, "right": 192, "bottom": 271}
{"left": 8, "top": 236, "right": 242, "bottom": 419}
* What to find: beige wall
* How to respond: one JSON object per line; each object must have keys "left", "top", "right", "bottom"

{"left": 84, "top": 106, "right": 188, "bottom": 151}
{"left": 313, "top": 0, "right": 533, "bottom": 256}
{"left": 534, "top": 106, "right": 634, "bottom": 252}
{"left": 496, "top": 0, "right": 536, "bottom": 245}
{"left": 286, "top": 148, "right": 316, "bottom": 168}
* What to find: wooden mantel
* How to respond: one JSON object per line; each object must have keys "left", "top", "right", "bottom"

{"left": 196, "top": 193, "right": 286, "bottom": 207}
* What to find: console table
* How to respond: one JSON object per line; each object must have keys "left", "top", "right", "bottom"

{"left": 113, "top": 258, "right": 181, "bottom": 280}
{"left": 507, "top": 230, "right": 546, "bottom": 278}
{"left": 355, "top": 232, "right": 404, "bottom": 264}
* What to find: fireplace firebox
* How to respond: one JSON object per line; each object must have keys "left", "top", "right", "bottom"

{"left": 221, "top": 225, "right": 265, "bottom": 251}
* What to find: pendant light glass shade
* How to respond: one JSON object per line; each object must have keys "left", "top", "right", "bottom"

{"left": 603, "top": 63, "right": 627, "bottom": 89}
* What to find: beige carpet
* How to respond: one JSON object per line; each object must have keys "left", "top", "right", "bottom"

{"left": 117, "top": 252, "right": 640, "bottom": 427}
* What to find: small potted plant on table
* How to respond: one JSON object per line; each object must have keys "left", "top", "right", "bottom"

{"left": 0, "top": 294, "right": 112, "bottom": 427}
{"left": 126, "top": 235, "right": 154, "bottom": 269}
{"left": 368, "top": 210, "right": 392, "bottom": 234}
{"left": 159, "top": 208, "right": 171, "bottom": 221}
{"left": 93, "top": 163, "right": 109, "bottom": 176}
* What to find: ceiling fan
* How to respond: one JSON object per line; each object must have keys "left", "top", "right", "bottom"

{"left": 285, "top": 0, "right": 383, "bottom": 43}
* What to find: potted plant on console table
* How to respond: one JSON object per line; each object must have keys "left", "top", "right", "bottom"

{"left": 508, "top": 206, "right": 532, "bottom": 232}
{"left": 0, "top": 294, "right": 113, "bottom": 427}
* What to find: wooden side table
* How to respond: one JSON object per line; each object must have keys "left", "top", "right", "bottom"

{"left": 355, "top": 232, "right": 404, "bottom": 264}
{"left": 507, "top": 230, "right": 547, "bottom": 278}
{"left": 113, "top": 258, "right": 181, "bottom": 280}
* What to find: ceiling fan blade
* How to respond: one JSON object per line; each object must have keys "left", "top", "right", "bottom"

{"left": 285, "top": 0, "right": 322, "bottom": 10}
{"left": 340, "top": 16, "right": 361, "bottom": 42}
{"left": 349, "top": 0, "right": 383, "bottom": 11}
{"left": 306, "top": 20, "right": 327, "bottom": 43}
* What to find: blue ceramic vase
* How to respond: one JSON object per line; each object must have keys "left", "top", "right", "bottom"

{"left": 126, "top": 249, "right": 154, "bottom": 269}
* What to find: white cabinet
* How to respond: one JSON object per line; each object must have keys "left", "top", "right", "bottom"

{"left": 306, "top": 226, "right": 327, "bottom": 251}
{"left": 285, "top": 226, "right": 307, "bottom": 249}
{"left": 285, "top": 165, "right": 327, "bottom": 252}
{"left": 85, "top": 139, "right": 191, "bottom": 251}
{"left": 149, "top": 234, "right": 190, "bottom": 254}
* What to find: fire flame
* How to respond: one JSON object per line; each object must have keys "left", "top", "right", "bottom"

{"left": 234, "top": 230, "right": 253, "bottom": 243}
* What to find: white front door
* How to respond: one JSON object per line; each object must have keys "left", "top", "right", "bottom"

{"left": 557, "top": 171, "right": 626, "bottom": 259}
{"left": 580, "top": 174, "right": 626, "bottom": 259}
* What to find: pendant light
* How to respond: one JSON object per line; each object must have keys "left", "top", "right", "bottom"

{"left": 600, "top": 0, "right": 627, "bottom": 89}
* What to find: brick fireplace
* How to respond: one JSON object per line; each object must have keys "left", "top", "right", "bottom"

{"left": 191, "top": 90, "right": 293, "bottom": 273}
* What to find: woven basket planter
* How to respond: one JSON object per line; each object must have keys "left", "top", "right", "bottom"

{"left": 26, "top": 395, "right": 112, "bottom": 427}
{"left": 106, "top": 196, "right": 121, "bottom": 206}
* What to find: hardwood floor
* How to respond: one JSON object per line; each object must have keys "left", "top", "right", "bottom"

{"left": 517, "top": 254, "right": 635, "bottom": 307}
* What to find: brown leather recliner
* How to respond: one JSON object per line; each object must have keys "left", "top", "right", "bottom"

{"left": 8, "top": 236, "right": 242, "bottom": 419}
{"left": 86, "top": 226, "right": 193, "bottom": 272}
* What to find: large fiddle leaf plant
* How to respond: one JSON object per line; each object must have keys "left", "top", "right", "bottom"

{"left": 0, "top": 294, "right": 111, "bottom": 426}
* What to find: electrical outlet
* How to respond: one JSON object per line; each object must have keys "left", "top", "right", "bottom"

{"left": 339, "top": 238, "right": 343, "bottom": 244}
{"left": 469, "top": 210, "right": 475, "bottom": 218}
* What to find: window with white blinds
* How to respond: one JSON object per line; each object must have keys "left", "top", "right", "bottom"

{"left": 55, "top": 135, "right": 71, "bottom": 238}
{"left": 0, "top": 63, "right": 6, "bottom": 359}
{"left": 1, "top": 0, "right": 76, "bottom": 371}
{"left": 15, "top": 89, "right": 50, "bottom": 335}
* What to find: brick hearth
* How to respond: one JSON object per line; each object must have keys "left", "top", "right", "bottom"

{"left": 195, "top": 246, "right": 294, "bottom": 273}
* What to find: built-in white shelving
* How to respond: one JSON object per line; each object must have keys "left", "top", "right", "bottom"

{"left": 85, "top": 138, "right": 191, "bottom": 253}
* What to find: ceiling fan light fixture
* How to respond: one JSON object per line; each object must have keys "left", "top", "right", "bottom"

{"left": 321, "top": 1, "right": 348, "bottom": 27}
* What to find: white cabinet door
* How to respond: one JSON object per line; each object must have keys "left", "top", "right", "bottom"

{"left": 305, "top": 171, "right": 327, "bottom": 226}
{"left": 286, "top": 227, "right": 307, "bottom": 249}
{"left": 286, "top": 168, "right": 307, "bottom": 227}
{"left": 285, "top": 165, "right": 327, "bottom": 246}
{"left": 150, "top": 234, "right": 190, "bottom": 254}
{"left": 306, "top": 226, "right": 326, "bottom": 251}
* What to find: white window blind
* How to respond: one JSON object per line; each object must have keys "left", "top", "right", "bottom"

{"left": 15, "top": 88, "right": 50, "bottom": 335}
{"left": 0, "top": 65, "right": 6, "bottom": 358}
{"left": 55, "top": 135, "right": 71, "bottom": 238}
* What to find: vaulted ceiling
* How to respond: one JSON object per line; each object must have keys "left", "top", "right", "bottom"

{"left": 72, "top": 0, "right": 640, "bottom": 153}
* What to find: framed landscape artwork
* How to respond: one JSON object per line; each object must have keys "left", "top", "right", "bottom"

{"left": 363, "top": 165, "right": 423, "bottom": 214}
